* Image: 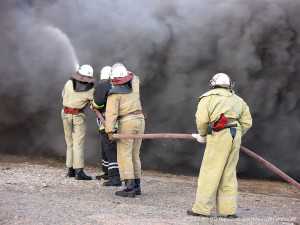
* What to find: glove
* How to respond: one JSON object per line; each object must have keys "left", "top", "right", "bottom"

{"left": 192, "top": 134, "right": 206, "bottom": 143}
{"left": 107, "top": 132, "right": 114, "bottom": 141}
{"left": 89, "top": 103, "right": 94, "bottom": 111}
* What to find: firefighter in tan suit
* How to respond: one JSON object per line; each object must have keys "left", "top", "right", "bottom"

{"left": 187, "top": 73, "right": 252, "bottom": 218}
{"left": 62, "top": 64, "right": 95, "bottom": 180}
{"left": 105, "top": 63, "right": 145, "bottom": 198}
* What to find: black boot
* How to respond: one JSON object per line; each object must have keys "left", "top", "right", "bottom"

{"left": 134, "top": 178, "right": 141, "bottom": 195}
{"left": 75, "top": 168, "right": 92, "bottom": 180}
{"left": 221, "top": 214, "right": 238, "bottom": 219}
{"left": 187, "top": 210, "right": 210, "bottom": 217}
{"left": 115, "top": 179, "right": 136, "bottom": 197}
{"left": 103, "top": 176, "right": 122, "bottom": 187}
{"left": 66, "top": 167, "right": 75, "bottom": 177}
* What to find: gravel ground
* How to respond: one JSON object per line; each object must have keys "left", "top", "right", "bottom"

{"left": 0, "top": 154, "right": 299, "bottom": 225}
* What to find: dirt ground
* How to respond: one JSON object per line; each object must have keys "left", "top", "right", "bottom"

{"left": 0, "top": 154, "right": 299, "bottom": 225}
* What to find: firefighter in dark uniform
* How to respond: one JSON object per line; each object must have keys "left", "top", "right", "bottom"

{"left": 92, "top": 66, "right": 121, "bottom": 186}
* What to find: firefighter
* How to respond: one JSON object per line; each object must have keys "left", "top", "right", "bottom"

{"left": 187, "top": 73, "right": 252, "bottom": 218}
{"left": 92, "top": 66, "right": 121, "bottom": 186}
{"left": 105, "top": 63, "right": 145, "bottom": 198}
{"left": 62, "top": 64, "right": 95, "bottom": 180}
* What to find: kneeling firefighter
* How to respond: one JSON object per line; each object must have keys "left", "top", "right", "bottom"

{"left": 105, "top": 63, "right": 145, "bottom": 197}
{"left": 187, "top": 73, "right": 252, "bottom": 218}
{"left": 61, "top": 64, "right": 95, "bottom": 180}
{"left": 92, "top": 66, "right": 121, "bottom": 186}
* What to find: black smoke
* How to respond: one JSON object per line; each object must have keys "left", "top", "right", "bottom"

{"left": 1, "top": 0, "right": 300, "bottom": 180}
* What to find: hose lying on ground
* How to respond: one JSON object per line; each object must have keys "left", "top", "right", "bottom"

{"left": 112, "top": 133, "right": 300, "bottom": 190}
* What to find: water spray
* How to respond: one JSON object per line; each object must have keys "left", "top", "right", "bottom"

{"left": 42, "top": 25, "right": 79, "bottom": 71}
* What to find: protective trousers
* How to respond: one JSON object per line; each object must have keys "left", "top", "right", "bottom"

{"left": 117, "top": 117, "right": 145, "bottom": 180}
{"left": 99, "top": 131, "right": 120, "bottom": 179}
{"left": 192, "top": 128, "right": 241, "bottom": 216}
{"left": 61, "top": 111, "right": 86, "bottom": 169}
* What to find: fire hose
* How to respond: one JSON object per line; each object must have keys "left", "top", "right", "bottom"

{"left": 112, "top": 133, "right": 300, "bottom": 190}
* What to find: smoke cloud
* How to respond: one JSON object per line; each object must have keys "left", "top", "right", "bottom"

{"left": 1, "top": 0, "right": 300, "bottom": 179}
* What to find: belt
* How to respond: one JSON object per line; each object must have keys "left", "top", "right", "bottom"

{"left": 207, "top": 125, "right": 237, "bottom": 139}
{"left": 118, "top": 110, "right": 143, "bottom": 119}
{"left": 63, "top": 107, "right": 82, "bottom": 115}
{"left": 207, "top": 123, "right": 237, "bottom": 135}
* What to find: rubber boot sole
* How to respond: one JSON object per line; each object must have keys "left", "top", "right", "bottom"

{"left": 115, "top": 190, "right": 136, "bottom": 198}
{"left": 75, "top": 176, "right": 92, "bottom": 180}
{"left": 187, "top": 210, "right": 210, "bottom": 217}
{"left": 220, "top": 214, "right": 238, "bottom": 219}
{"left": 103, "top": 181, "right": 122, "bottom": 187}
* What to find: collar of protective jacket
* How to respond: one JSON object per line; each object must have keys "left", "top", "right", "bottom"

{"left": 111, "top": 73, "right": 133, "bottom": 85}
{"left": 72, "top": 73, "right": 95, "bottom": 83}
{"left": 199, "top": 88, "right": 234, "bottom": 99}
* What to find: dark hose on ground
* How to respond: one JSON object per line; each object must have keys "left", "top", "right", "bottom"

{"left": 112, "top": 133, "right": 300, "bottom": 190}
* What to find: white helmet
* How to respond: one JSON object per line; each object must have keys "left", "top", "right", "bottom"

{"left": 111, "top": 63, "right": 128, "bottom": 79}
{"left": 209, "top": 73, "right": 232, "bottom": 88}
{"left": 78, "top": 64, "right": 93, "bottom": 77}
{"left": 100, "top": 66, "right": 112, "bottom": 80}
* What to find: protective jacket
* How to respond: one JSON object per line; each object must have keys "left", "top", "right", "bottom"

{"left": 62, "top": 80, "right": 94, "bottom": 109}
{"left": 105, "top": 75, "right": 143, "bottom": 133}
